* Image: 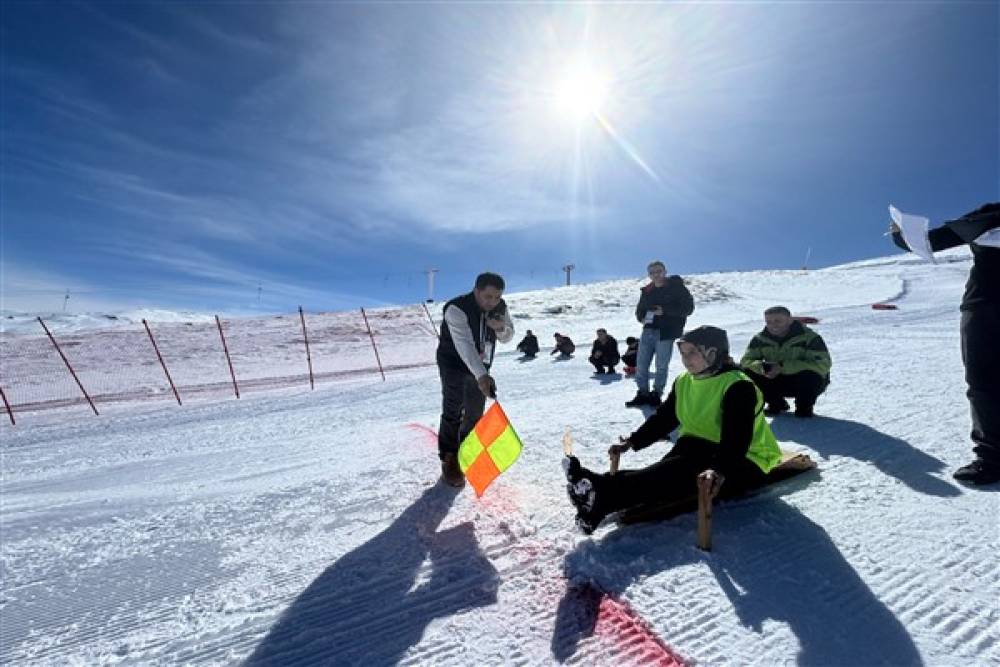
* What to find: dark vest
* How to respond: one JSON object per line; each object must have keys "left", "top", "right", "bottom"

{"left": 436, "top": 292, "right": 504, "bottom": 373}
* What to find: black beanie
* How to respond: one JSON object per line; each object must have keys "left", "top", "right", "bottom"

{"left": 677, "top": 325, "right": 730, "bottom": 370}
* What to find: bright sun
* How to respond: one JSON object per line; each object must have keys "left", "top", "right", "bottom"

{"left": 551, "top": 62, "right": 609, "bottom": 122}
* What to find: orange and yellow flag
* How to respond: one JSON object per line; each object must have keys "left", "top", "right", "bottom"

{"left": 458, "top": 401, "right": 523, "bottom": 497}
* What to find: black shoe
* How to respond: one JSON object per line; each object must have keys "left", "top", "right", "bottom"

{"left": 607, "top": 367, "right": 617, "bottom": 375}
{"left": 625, "top": 392, "right": 649, "bottom": 408}
{"left": 953, "top": 459, "right": 1000, "bottom": 485}
{"left": 563, "top": 456, "right": 597, "bottom": 512}
{"left": 765, "top": 400, "right": 790, "bottom": 416}
{"left": 648, "top": 392, "right": 662, "bottom": 407}
{"left": 794, "top": 403, "right": 814, "bottom": 418}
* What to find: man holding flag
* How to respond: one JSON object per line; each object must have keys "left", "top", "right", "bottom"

{"left": 436, "top": 272, "right": 515, "bottom": 487}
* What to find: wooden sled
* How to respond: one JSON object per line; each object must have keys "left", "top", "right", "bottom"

{"left": 617, "top": 450, "right": 817, "bottom": 526}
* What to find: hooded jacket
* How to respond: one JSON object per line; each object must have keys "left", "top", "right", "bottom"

{"left": 635, "top": 276, "right": 695, "bottom": 340}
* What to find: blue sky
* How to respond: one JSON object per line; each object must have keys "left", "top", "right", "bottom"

{"left": 2, "top": 1, "right": 997, "bottom": 314}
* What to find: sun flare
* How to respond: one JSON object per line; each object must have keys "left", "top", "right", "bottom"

{"left": 551, "top": 62, "right": 609, "bottom": 122}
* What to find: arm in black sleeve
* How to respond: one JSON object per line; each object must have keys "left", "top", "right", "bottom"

{"left": 893, "top": 204, "right": 1000, "bottom": 253}
{"left": 635, "top": 292, "right": 648, "bottom": 324}
{"left": 892, "top": 228, "right": 965, "bottom": 253}
{"left": 714, "top": 380, "right": 757, "bottom": 469}
{"left": 628, "top": 384, "right": 680, "bottom": 450}
{"left": 674, "top": 281, "right": 695, "bottom": 317}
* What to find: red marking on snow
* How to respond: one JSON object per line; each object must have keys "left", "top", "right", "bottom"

{"left": 871, "top": 303, "right": 899, "bottom": 310}
{"left": 405, "top": 422, "right": 438, "bottom": 446}
{"left": 595, "top": 592, "right": 688, "bottom": 666}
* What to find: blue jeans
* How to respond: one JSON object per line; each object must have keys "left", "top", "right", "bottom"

{"left": 635, "top": 328, "right": 674, "bottom": 395}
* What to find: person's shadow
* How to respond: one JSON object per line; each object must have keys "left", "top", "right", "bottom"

{"left": 590, "top": 371, "right": 622, "bottom": 386}
{"left": 551, "top": 492, "right": 922, "bottom": 666}
{"left": 246, "top": 484, "right": 498, "bottom": 665}
{"left": 553, "top": 354, "right": 574, "bottom": 362}
{"left": 770, "top": 416, "right": 960, "bottom": 497}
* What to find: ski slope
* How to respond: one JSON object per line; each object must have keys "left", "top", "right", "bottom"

{"left": 2, "top": 249, "right": 998, "bottom": 666}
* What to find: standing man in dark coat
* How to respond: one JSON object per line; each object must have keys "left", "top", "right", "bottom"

{"left": 890, "top": 202, "right": 1000, "bottom": 485}
{"left": 589, "top": 328, "right": 620, "bottom": 374}
{"left": 626, "top": 260, "right": 695, "bottom": 407}
{"left": 436, "top": 272, "right": 515, "bottom": 487}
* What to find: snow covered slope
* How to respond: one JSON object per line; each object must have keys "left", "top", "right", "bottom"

{"left": 2, "top": 249, "right": 997, "bottom": 666}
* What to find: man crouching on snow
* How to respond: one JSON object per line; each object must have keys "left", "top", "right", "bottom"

{"left": 563, "top": 326, "right": 782, "bottom": 534}
{"left": 436, "top": 272, "right": 514, "bottom": 487}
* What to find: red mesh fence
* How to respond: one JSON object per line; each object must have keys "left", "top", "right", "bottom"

{"left": 0, "top": 304, "right": 441, "bottom": 423}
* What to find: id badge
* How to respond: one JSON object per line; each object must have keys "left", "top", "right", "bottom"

{"left": 644, "top": 311, "right": 655, "bottom": 324}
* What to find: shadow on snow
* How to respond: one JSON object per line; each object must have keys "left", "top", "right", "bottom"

{"left": 551, "top": 485, "right": 922, "bottom": 666}
{"left": 246, "top": 484, "right": 498, "bottom": 666}
{"left": 770, "top": 415, "right": 960, "bottom": 497}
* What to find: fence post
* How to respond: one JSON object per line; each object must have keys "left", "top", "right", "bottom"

{"left": 299, "top": 306, "right": 314, "bottom": 390}
{"left": 143, "top": 319, "right": 182, "bottom": 406}
{"left": 37, "top": 316, "right": 99, "bottom": 415}
{"left": 0, "top": 385, "right": 15, "bottom": 425}
{"left": 216, "top": 315, "right": 240, "bottom": 399}
{"left": 422, "top": 302, "right": 439, "bottom": 338}
{"left": 360, "top": 308, "right": 386, "bottom": 382}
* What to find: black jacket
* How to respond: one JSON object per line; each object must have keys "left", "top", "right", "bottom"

{"left": 893, "top": 202, "right": 1000, "bottom": 311}
{"left": 436, "top": 292, "right": 506, "bottom": 373}
{"left": 635, "top": 276, "right": 695, "bottom": 340}
{"left": 552, "top": 336, "right": 576, "bottom": 355}
{"left": 517, "top": 334, "right": 539, "bottom": 355}
{"left": 589, "top": 335, "right": 620, "bottom": 364}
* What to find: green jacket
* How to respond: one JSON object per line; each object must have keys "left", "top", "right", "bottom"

{"left": 741, "top": 320, "right": 832, "bottom": 378}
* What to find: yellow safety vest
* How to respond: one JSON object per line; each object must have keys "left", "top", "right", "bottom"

{"left": 675, "top": 370, "right": 782, "bottom": 473}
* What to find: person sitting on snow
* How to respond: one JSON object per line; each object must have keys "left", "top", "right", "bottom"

{"left": 588, "top": 328, "right": 620, "bottom": 374}
{"left": 551, "top": 333, "right": 576, "bottom": 358}
{"left": 516, "top": 330, "right": 540, "bottom": 358}
{"left": 740, "top": 306, "right": 831, "bottom": 418}
{"left": 563, "top": 326, "right": 783, "bottom": 534}
{"left": 621, "top": 336, "right": 639, "bottom": 374}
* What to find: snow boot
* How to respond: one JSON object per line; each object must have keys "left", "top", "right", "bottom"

{"left": 625, "top": 392, "right": 649, "bottom": 408}
{"left": 440, "top": 453, "right": 466, "bottom": 488}
{"left": 563, "top": 456, "right": 596, "bottom": 512}
{"left": 953, "top": 458, "right": 1000, "bottom": 486}
{"left": 794, "top": 403, "right": 815, "bottom": 418}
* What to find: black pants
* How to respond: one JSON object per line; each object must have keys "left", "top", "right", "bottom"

{"left": 589, "top": 354, "right": 619, "bottom": 373}
{"left": 744, "top": 369, "right": 827, "bottom": 409}
{"left": 597, "top": 437, "right": 767, "bottom": 512}
{"left": 962, "top": 305, "right": 1000, "bottom": 465}
{"left": 438, "top": 366, "right": 485, "bottom": 459}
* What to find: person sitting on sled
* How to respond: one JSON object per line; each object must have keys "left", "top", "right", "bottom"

{"left": 564, "top": 325, "right": 783, "bottom": 534}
